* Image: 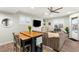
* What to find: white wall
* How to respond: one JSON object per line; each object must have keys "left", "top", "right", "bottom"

{"left": 47, "top": 16, "right": 69, "bottom": 31}
{"left": 0, "top": 12, "right": 41, "bottom": 45}
{"left": 0, "top": 13, "right": 16, "bottom": 45}
{"left": 18, "top": 12, "right": 43, "bottom": 32}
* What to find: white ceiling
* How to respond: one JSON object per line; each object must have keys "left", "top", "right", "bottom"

{"left": 0, "top": 7, "right": 79, "bottom": 18}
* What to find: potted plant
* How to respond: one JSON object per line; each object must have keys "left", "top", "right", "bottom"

{"left": 65, "top": 27, "right": 69, "bottom": 37}
{"left": 28, "top": 25, "right": 32, "bottom": 32}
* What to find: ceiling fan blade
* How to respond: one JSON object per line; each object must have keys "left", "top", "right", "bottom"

{"left": 48, "top": 7, "right": 53, "bottom": 12}
{"left": 49, "top": 11, "right": 59, "bottom": 14}
{"left": 48, "top": 7, "right": 52, "bottom": 10}
{"left": 49, "top": 10, "right": 59, "bottom": 13}
{"left": 53, "top": 11, "right": 59, "bottom": 13}
{"left": 54, "top": 7, "right": 63, "bottom": 11}
{"left": 47, "top": 7, "right": 63, "bottom": 14}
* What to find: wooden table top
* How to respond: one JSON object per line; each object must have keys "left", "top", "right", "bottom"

{"left": 20, "top": 32, "right": 43, "bottom": 38}
{"left": 18, "top": 31, "right": 43, "bottom": 41}
{"left": 19, "top": 34, "right": 31, "bottom": 41}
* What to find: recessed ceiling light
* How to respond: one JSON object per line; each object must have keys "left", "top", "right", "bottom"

{"left": 44, "top": 12, "right": 49, "bottom": 15}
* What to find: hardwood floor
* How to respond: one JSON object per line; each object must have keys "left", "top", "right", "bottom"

{"left": 0, "top": 38, "right": 79, "bottom": 52}
{"left": 0, "top": 43, "right": 14, "bottom": 52}
{"left": 61, "top": 39, "right": 79, "bottom": 52}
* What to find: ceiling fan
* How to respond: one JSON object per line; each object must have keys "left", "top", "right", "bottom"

{"left": 48, "top": 7, "right": 63, "bottom": 13}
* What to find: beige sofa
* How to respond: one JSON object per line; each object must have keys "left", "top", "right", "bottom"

{"left": 43, "top": 31, "right": 68, "bottom": 51}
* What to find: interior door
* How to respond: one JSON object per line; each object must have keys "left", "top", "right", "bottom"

{"left": 71, "top": 17, "right": 78, "bottom": 40}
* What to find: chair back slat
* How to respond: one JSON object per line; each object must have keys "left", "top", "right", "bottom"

{"left": 12, "top": 33, "right": 17, "bottom": 43}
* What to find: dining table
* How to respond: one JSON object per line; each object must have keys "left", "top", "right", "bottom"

{"left": 19, "top": 31, "right": 43, "bottom": 52}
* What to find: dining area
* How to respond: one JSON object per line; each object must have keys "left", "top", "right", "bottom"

{"left": 12, "top": 31, "right": 43, "bottom": 52}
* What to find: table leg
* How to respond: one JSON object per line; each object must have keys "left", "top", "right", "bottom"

{"left": 40, "top": 43, "right": 43, "bottom": 52}
{"left": 22, "top": 40, "right": 25, "bottom": 52}
{"left": 31, "top": 38, "right": 43, "bottom": 52}
{"left": 31, "top": 38, "right": 36, "bottom": 52}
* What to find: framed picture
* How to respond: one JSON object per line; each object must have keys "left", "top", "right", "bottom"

{"left": 1, "top": 18, "right": 13, "bottom": 28}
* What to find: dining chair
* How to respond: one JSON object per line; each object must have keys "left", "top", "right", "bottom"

{"left": 12, "top": 33, "right": 18, "bottom": 51}
{"left": 13, "top": 32, "right": 31, "bottom": 52}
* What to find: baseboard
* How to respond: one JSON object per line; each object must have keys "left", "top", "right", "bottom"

{"left": 0, "top": 41, "right": 13, "bottom": 46}
{"left": 69, "top": 38, "right": 78, "bottom": 41}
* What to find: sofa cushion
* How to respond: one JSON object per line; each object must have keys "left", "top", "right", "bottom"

{"left": 48, "top": 32, "right": 59, "bottom": 38}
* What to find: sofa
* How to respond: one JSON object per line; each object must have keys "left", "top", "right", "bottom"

{"left": 43, "top": 31, "right": 68, "bottom": 51}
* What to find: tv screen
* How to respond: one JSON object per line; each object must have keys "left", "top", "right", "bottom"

{"left": 33, "top": 20, "right": 41, "bottom": 27}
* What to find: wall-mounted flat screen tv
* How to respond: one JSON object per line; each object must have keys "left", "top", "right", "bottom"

{"left": 33, "top": 20, "right": 41, "bottom": 27}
